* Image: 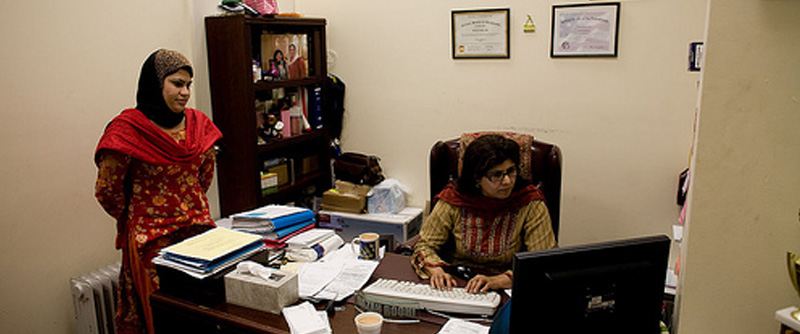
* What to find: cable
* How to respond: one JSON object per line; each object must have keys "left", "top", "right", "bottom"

{"left": 424, "top": 309, "right": 493, "bottom": 323}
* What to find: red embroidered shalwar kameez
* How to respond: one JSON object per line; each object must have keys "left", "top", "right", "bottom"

{"left": 95, "top": 108, "right": 221, "bottom": 334}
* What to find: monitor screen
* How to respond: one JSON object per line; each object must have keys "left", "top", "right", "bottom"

{"left": 509, "top": 235, "right": 670, "bottom": 334}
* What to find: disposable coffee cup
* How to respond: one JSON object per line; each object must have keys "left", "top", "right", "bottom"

{"left": 354, "top": 311, "right": 383, "bottom": 334}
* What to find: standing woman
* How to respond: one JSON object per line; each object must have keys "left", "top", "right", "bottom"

{"left": 286, "top": 43, "right": 307, "bottom": 79}
{"left": 412, "top": 134, "right": 557, "bottom": 293}
{"left": 94, "top": 49, "right": 222, "bottom": 334}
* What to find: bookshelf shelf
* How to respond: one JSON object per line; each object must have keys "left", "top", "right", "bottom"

{"left": 205, "top": 14, "right": 331, "bottom": 217}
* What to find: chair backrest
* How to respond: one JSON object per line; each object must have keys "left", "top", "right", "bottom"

{"left": 429, "top": 136, "right": 562, "bottom": 241}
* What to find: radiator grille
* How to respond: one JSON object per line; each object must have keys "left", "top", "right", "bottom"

{"left": 70, "top": 262, "right": 121, "bottom": 334}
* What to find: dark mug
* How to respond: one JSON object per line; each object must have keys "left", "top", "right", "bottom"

{"left": 351, "top": 232, "right": 380, "bottom": 260}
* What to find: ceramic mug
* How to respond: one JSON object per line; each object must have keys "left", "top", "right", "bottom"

{"left": 351, "top": 232, "right": 380, "bottom": 260}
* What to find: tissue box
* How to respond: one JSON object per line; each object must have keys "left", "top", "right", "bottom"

{"left": 224, "top": 269, "right": 298, "bottom": 314}
{"left": 367, "top": 180, "right": 406, "bottom": 214}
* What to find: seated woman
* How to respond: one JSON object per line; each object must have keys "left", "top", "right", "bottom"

{"left": 412, "top": 134, "right": 557, "bottom": 293}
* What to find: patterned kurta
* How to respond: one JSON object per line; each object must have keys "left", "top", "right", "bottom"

{"left": 412, "top": 199, "right": 556, "bottom": 278}
{"left": 95, "top": 130, "right": 216, "bottom": 334}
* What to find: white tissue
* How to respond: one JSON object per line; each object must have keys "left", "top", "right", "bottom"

{"left": 235, "top": 260, "right": 277, "bottom": 282}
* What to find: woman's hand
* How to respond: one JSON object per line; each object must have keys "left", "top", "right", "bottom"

{"left": 465, "top": 273, "right": 512, "bottom": 294}
{"left": 426, "top": 266, "right": 458, "bottom": 290}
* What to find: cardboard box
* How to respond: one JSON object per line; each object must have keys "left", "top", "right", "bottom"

{"left": 318, "top": 207, "right": 423, "bottom": 243}
{"left": 264, "top": 158, "right": 292, "bottom": 186}
{"left": 266, "top": 163, "right": 290, "bottom": 186}
{"left": 297, "top": 155, "right": 319, "bottom": 176}
{"left": 321, "top": 180, "right": 372, "bottom": 214}
{"left": 321, "top": 190, "right": 365, "bottom": 214}
{"left": 224, "top": 269, "right": 298, "bottom": 314}
{"left": 334, "top": 180, "right": 371, "bottom": 196}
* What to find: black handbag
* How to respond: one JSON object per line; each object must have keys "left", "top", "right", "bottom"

{"left": 334, "top": 152, "right": 385, "bottom": 186}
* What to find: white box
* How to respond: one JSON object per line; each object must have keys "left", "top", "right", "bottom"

{"left": 318, "top": 207, "right": 423, "bottom": 244}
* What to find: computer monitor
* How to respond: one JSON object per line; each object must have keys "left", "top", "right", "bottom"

{"left": 509, "top": 234, "right": 670, "bottom": 334}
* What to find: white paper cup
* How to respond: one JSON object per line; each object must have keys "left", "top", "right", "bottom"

{"left": 354, "top": 311, "right": 383, "bottom": 334}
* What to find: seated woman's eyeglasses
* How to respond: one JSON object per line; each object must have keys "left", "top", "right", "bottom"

{"left": 485, "top": 167, "right": 518, "bottom": 183}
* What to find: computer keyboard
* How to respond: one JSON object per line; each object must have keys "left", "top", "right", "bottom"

{"left": 361, "top": 278, "right": 501, "bottom": 316}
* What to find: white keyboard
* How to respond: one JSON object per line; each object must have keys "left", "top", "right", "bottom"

{"left": 361, "top": 278, "right": 501, "bottom": 316}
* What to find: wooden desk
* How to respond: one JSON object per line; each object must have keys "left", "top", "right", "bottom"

{"left": 151, "top": 253, "right": 468, "bottom": 334}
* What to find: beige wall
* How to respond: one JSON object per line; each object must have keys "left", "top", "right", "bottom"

{"left": 6, "top": 0, "right": 788, "bottom": 332}
{"left": 675, "top": 0, "right": 800, "bottom": 333}
{"left": 0, "top": 1, "right": 211, "bottom": 333}
{"left": 306, "top": 0, "right": 705, "bottom": 247}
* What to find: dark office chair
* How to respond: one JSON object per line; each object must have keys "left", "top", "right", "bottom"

{"left": 428, "top": 133, "right": 562, "bottom": 241}
{"left": 394, "top": 132, "right": 563, "bottom": 255}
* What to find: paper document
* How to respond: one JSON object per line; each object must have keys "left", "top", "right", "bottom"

{"left": 438, "top": 319, "right": 490, "bottom": 334}
{"left": 160, "top": 227, "right": 262, "bottom": 261}
{"left": 233, "top": 204, "right": 309, "bottom": 220}
{"left": 282, "top": 301, "right": 331, "bottom": 334}
{"left": 297, "top": 245, "right": 380, "bottom": 301}
{"left": 315, "top": 259, "right": 379, "bottom": 301}
{"left": 298, "top": 261, "right": 344, "bottom": 298}
{"left": 286, "top": 228, "right": 336, "bottom": 249}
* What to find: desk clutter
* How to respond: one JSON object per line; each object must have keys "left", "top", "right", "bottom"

{"left": 154, "top": 203, "right": 418, "bottom": 333}
{"left": 152, "top": 248, "right": 496, "bottom": 334}
{"left": 151, "top": 203, "right": 503, "bottom": 334}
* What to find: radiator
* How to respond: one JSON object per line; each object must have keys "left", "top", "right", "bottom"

{"left": 70, "top": 262, "right": 121, "bottom": 334}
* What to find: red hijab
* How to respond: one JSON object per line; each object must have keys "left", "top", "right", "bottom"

{"left": 436, "top": 183, "right": 545, "bottom": 221}
{"left": 94, "top": 108, "right": 221, "bottom": 165}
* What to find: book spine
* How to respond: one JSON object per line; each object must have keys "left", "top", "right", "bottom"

{"left": 308, "top": 86, "right": 323, "bottom": 129}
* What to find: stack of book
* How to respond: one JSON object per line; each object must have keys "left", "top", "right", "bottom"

{"left": 152, "top": 227, "right": 266, "bottom": 279}
{"left": 230, "top": 205, "right": 317, "bottom": 246}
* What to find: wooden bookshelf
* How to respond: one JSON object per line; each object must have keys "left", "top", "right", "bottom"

{"left": 205, "top": 15, "right": 331, "bottom": 217}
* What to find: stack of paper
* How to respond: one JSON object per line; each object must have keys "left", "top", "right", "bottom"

{"left": 285, "top": 229, "right": 343, "bottom": 262}
{"left": 152, "top": 227, "right": 266, "bottom": 279}
{"left": 231, "top": 205, "right": 317, "bottom": 242}
{"left": 282, "top": 301, "right": 331, "bottom": 334}
{"left": 285, "top": 229, "right": 336, "bottom": 249}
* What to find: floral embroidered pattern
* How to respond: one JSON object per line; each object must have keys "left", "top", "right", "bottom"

{"left": 460, "top": 209, "right": 518, "bottom": 258}
{"left": 95, "top": 145, "right": 217, "bottom": 334}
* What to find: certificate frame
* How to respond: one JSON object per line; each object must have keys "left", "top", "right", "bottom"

{"left": 550, "top": 2, "right": 620, "bottom": 58}
{"left": 452, "top": 8, "right": 510, "bottom": 59}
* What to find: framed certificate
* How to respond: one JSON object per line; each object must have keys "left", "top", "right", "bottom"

{"left": 551, "top": 2, "right": 620, "bottom": 58}
{"left": 452, "top": 8, "right": 510, "bottom": 59}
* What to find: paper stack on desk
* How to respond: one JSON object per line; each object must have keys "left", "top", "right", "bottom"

{"left": 152, "top": 227, "right": 266, "bottom": 279}
{"left": 283, "top": 301, "right": 331, "bottom": 334}
{"left": 230, "top": 205, "right": 317, "bottom": 242}
{"left": 285, "top": 229, "right": 343, "bottom": 262}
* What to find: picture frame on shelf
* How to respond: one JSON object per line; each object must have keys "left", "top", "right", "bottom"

{"left": 261, "top": 32, "right": 310, "bottom": 80}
